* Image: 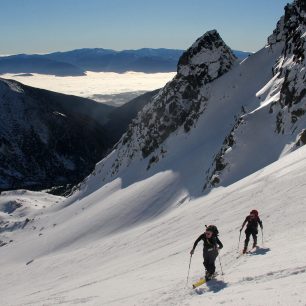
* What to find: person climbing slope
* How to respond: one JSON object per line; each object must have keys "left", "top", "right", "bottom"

{"left": 190, "top": 225, "right": 223, "bottom": 280}
{"left": 240, "top": 209, "right": 263, "bottom": 253}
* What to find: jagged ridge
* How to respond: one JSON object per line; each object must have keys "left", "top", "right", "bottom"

{"left": 110, "top": 30, "right": 236, "bottom": 174}
{"left": 75, "top": 1, "right": 305, "bottom": 198}
{"left": 204, "top": 0, "right": 306, "bottom": 190}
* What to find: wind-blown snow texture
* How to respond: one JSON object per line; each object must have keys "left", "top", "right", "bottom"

{"left": 0, "top": 1, "right": 305, "bottom": 305}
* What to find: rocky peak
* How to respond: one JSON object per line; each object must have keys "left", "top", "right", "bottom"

{"left": 268, "top": 0, "right": 306, "bottom": 46}
{"left": 269, "top": 0, "right": 306, "bottom": 136}
{"left": 203, "top": 0, "right": 306, "bottom": 192}
{"left": 106, "top": 30, "right": 236, "bottom": 176}
{"left": 177, "top": 30, "right": 236, "bottom": 85}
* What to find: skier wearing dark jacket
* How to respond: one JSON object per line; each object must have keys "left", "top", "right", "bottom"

{"left": 240, "top": 209, "right": 263, "bottom": 253}
{"left": 190, "top": 225, "right": 223, "bottom": 279}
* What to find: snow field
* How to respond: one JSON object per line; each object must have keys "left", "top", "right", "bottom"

{"left": 0, "top": 145, "right": 305, "bottom": 305}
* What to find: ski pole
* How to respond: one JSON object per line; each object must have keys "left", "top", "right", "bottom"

{"left": 186, "top": 255, "right": 192, "bottom": 286}
{"left": 218, "top": 253, "right": 224, "bottom": 276}
{"left": 261, "top": 228, "right": 264, "bottom": 246}
{"left": 237, "top": 230, "right": 242, "bottom": 251}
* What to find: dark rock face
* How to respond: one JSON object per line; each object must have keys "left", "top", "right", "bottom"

{"left": 203, "top": 116, "right": 244, "bottom": 190}
{"left": 203, "top": 0, "right": 306, "bottom": 191}
{"left": 116, "top": 30, "right": 236, "bottom": 169}
{"left": 299, "top": 129, "right": 306, "bottom": 145}
{"left": 177, "top": 30, "right": 236, "bottom": 85}
{"left": 269, "top": 0, "right": 306, "bottom": 134}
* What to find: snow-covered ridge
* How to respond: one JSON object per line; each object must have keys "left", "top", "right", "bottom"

{"left": 204, "top": 0, "right": 306, "bottom": 190}
{"left": 177, "top": 30, "right": 236, "bottom": 81}
{"left": 72, "top": 29, "right": 237, "bottom": 196}
{"left": 118, "top": 29, "right": 236, "bottom": 160}
{"left": 72, "top": 0, "right": 305, "bottom": 200}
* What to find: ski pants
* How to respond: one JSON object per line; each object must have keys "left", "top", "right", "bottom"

{"left": 244, "top": 228, "right": 258, "bottom": 247}
{"left": 203, "top": 248, "right": 218, "bottom": 274}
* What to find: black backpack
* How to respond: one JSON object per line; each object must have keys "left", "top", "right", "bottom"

{"left": 206, "top": 225, "right": 219, "bottom": 236}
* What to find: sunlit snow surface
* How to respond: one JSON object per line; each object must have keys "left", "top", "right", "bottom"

{"left": 1, "top": 71, "right": 176, "bottom": 105}
{"left": 0, "top": 146, "right": 305, "bottom": 306}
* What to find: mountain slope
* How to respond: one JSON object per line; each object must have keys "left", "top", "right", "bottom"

{"left": 203, "top": 0, "right": 306, "bottom": 190}
{"left": 0, "top": 78, "right": 114, "bottom": 192}
{"left": 74, "top": 0, "right": 305, "bottom": 199}
{"left": 0, "top": 1, "right": 305, "bottom": 305}
{"left": 0, "top": 136, "right": 305, "bottom": 306}
{"left": 0, "top": 79, "right": 159, "bottom": 192}
{"left": 104, "top": 89, "right": 160, "bottom": 140}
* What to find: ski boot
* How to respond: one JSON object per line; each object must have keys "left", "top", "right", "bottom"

{"left": 206, "top": 271, "right": 217, "bottom": 281}
{"left": 205, "top": 271, "right": 212, "bottom": 281}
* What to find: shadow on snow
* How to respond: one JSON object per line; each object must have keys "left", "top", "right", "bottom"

{"left": 195, "top": 279, "right": 228, "bottom": 295}
{"left": 248, "top": 247, "right": 271, "bottom": 256}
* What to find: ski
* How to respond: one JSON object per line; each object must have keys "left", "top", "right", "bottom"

{"left": 192, "top": 278, "right": 206, "bottom": 289}
{"left": 192, "top": 273, "right": 217, "bottom": 289}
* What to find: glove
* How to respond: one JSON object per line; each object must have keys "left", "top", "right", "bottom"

{"left": 190, "top": 249, "right": 194, "bottom": 255}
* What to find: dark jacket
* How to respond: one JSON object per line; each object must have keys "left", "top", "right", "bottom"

{"left": 243, "top": 216, "right": 263, "bottom": 231}
{"left": 193, "top": 233, "right": 223, "bottom": 251}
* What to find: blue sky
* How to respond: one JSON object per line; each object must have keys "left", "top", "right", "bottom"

{"left": 0, "top": 0, "right": 289, "bottom": 55}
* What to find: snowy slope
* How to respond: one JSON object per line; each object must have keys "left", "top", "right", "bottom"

{"left": 0, "top": 139, "right": 305, "bottom": 306}
{"left": 0, "top": 190, "right": 64, "bottom": 247}
{"left": 0, "top": 1, "right": 305, "bottom": 305}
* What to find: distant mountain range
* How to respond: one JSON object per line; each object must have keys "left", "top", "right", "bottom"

{"left": 0, "top": 48, "right": 251, "bottom": 76}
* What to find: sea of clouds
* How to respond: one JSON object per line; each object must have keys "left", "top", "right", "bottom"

{"left": 2, "top": 71, "right": 176, "bottom": 106}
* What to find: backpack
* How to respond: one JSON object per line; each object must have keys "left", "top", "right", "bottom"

{"left": 206, "top": 224, "right": 219, "bottom": 236}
